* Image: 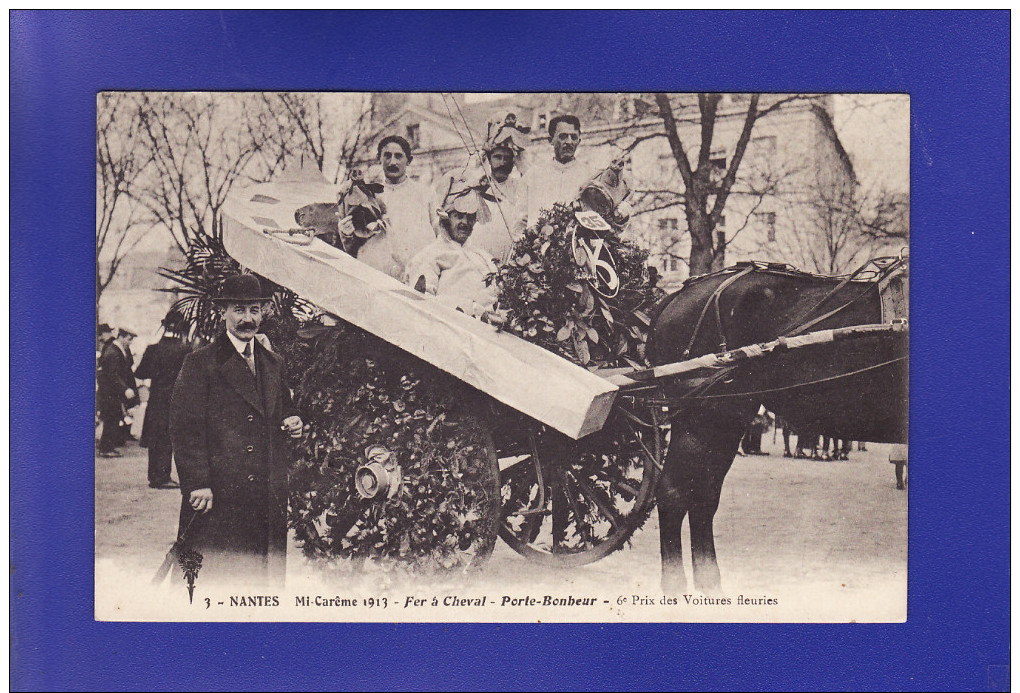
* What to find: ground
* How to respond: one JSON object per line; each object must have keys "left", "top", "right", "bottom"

{"left": 96, "top": 429, "right": 906, "bottom": 622}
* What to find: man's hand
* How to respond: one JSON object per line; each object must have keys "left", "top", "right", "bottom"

{"left": 337, "top": 214, "right": 355, "bottom": 238}
{"left": 281, "top": 415, "right": 304, "bottom": 439}
{"left": 125, "top": 388, "right": 136, "bottom": 400}
{"left": 190, "top": 488, "right": 213, "bottom": 513}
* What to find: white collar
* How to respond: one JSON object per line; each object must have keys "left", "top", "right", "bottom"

{"left": 226, "top": 331, "right": 254, "bottom": 356}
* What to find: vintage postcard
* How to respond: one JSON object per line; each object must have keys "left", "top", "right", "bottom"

{"left": 95, "top": 90, "right": 909, "bottom": 623}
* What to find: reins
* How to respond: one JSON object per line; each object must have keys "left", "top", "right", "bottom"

{"left": 680, "top": 355, "right": 908, "bottom": 402}
{"left": 779, "top": 257, "right": 904, "bottom": 338}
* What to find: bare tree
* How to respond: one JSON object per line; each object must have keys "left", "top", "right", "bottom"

{"left": 133, "top": 92, "right": 287, "bottom": 253}
{"left": 258, "top": 92, "right": 376, "bottom": 182}
{"left": 652, "top": 93, "right": 812, "bottom": 275}
{"left": 777, "top": 182, "right": 909, "bottom": 275}
{"left": 96, "top": 92, "right": 147, "bottom": 306}
{"left": 571, "top": 92, "right": 809, "bottom": 276}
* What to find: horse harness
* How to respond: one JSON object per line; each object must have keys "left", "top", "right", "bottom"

{"left": 670, "top": 257, "right": 908, "bottom": 405}
{"left": 679, "top": 258, "right": 907, "bottom": 360}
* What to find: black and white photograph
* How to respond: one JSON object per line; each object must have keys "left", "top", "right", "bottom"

{"left": 95, "top": 90, "right": 909, "bottom": 622}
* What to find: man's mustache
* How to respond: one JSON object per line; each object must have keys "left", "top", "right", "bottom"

{"left": 237, "top": 322, "right": 257, "bottom": 331}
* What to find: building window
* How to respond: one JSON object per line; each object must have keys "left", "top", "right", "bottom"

{"left": 405, "top": 123, "right": 420, "bottom": 147}
{"left": 753, "top": 135, "right": 777, "bottom": 155}
{"left": 536, "top": 112, "right": 549, "bottom": 131}
{"left": 708, "top": 153, "right": 727, "bottom": 187}
{"left": 755, "top": 212, "right": 777, "bottom": 242}
{"left": 657, "top": 217, "right": 679, "bottom": 232}
{"left": 718, "top": 215, "right": 726, "bottom": 228}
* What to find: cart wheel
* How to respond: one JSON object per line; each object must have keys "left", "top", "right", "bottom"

{"left": 498, "top": 400, "right": 665, "bottom": 567}
{"left": 292, "top": 410, "right": 502, "bottom": 575}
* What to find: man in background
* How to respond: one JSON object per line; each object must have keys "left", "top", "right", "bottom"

{"left": 463, "top": 112, "right": 530, "bottom": 263}
{"left": 341, "top": 135, "right": 435, "bottom": 280}
{"left": 134, "top": 309, "right": 192, "bottom": 489}
{"left": 97, "top": 327, "right": 137, "bottom": 458}
{"left": 514, "top": 114, "right": 596, "bottom": 234}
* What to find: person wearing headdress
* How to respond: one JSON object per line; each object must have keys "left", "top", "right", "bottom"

{"left": 339, "top": 135, "right": 435, "bottom": 280}
{"left": 454, "top": 112, "right": 530, "bottom": 263}
{"left": 513, "top": 113, "right": 600, "bottom": 234}
{"left": 405, "top": 179, "right": 498, "bottom": 318}
{"left": 134, "top": 308, "right": 193, "bottom": 489}
{"left": 97, "top": 327, "right": 138, "bottom": 457}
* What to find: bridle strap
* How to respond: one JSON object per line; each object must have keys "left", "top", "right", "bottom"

{"left": 682, "top": 266, "right": 755, "bottom": 358}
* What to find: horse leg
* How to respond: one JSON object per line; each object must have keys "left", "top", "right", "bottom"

{"left": 656, "top": 442, "right": 691, "bottom": 594}
{"left": 687, "top": 450, "right": 737, "bottom": 594}
{"left": 686, "top": 404, "right": 757, "bottom": 594}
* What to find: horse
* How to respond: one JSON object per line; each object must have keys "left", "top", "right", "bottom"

{"left": 646, "top": 259, "right": 908, "bottom": 593}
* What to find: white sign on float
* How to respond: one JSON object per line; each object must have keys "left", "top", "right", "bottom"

{"left": 221, "top": 181, "right": 619, "bottom": 440}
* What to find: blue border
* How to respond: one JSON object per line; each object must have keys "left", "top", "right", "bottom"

{"left": 11, "top": 11, "right": 1009, "bottom": 692}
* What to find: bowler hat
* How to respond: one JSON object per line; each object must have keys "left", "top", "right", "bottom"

{"left": 118, "top": 327, "right": 137, "bottom": 338}
{"left": 97, "top": 322, "right": 113, "bottom": 336}
{"left": 213, "top": 274, "right": 273, "bottom": 304}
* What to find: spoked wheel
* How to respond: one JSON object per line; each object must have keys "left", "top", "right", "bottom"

{"left": 498, "top": 399, "right": 666, "bottom": 567}
{"left": 292, "top": 410, "right": 502, "bottom": 575}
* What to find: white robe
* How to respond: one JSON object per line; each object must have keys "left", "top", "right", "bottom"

{"left": 467, "top": 171, "right": 522, "bottom": 264}
{"left": 405, "top": 235, "right": 497, "bottom": 317}
{"left": 513, "top": 156, "right": 596, "bottom": 234}
{"left": 358, "top": 176, "right": 435, "bottom": 280}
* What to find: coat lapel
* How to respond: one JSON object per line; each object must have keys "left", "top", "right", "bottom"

{"left": 214, "top": 334, "right": 264, "bottom": 415}
{"left": 255, "top": 342, "right": 282, "bottom": 418}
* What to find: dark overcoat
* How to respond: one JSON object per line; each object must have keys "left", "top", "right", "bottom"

{"left": 134, "top": 336, "right": 192, "bottom": 449}
{"left": 169, "top": 332, "right": 297, "bottom": 586}
{"left": 97, "top": 341, "right": 134, "bottom": 420}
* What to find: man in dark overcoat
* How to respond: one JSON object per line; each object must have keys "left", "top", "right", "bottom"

{"left": 135, "top": 311, "right": 192, "bottom": 489}
{"left": 170, "top": 274, "right": 303, "bottom": 587}
{"left": 97, "top": 327, "right": 137, "bottom": 457}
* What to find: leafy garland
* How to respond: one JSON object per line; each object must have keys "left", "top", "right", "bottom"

{"left": 280, "top": 325, "right": 500, "bottom": 575}
{"left": 491, "top": 203, "right": 661, "bottom": 369}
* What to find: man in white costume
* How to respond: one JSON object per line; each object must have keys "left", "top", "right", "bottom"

{"left": 513, "top": 114, "right": 597, "bottom": 234}
{"left": 467, "top": 113, "right": 530, "bottom": 263}
{"left": 341, "top": 135, "right": 435, "bottom": 280}
{"left": 406, "top": 180, "right": 497, "bottom": 318}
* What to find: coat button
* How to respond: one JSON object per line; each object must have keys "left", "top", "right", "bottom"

{"left": 246, "top": 445, "right": 254, "bottom": 453}
{"left": 247, "top": 474, "right": 256, "bottom": 482}
{"left": 247, "top": 415, "right": 254, "bottom": 422}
